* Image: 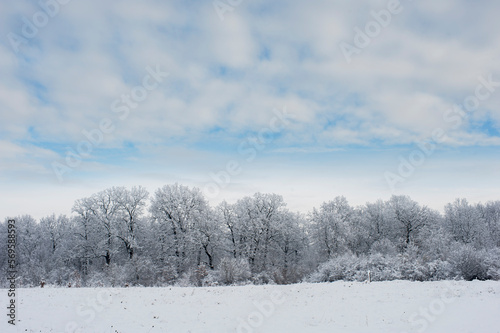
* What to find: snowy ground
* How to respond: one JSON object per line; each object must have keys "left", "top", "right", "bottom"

{"left": 1, "top": 280, "right": 499, "bottom": 333}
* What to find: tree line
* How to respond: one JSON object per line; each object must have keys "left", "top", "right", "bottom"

{"left": 1, "top": 184, "right": 499, "bottom": 287}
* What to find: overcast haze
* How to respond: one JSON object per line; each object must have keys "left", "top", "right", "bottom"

{"left": 1, "top": 0, "right": 499, "bottom": 219}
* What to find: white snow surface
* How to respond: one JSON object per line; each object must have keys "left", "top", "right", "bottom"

{"left": 1, "top": 280, "right": 500, "bottom": 333}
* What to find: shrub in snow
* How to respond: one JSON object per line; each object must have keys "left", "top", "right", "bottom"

{"left": 202, "top": 270, "right": 219, "bottom": 286}
{"left": 308, "top": 251, "right": 457, "bottom": 283}
{"left": 252, "top": 271, "right": 275, "bottom": 285}
{"left": 272, "top": 269, "right": 287, "bottom": 285}
{"left": 66, "top": 270, "right": 83, "bottom": 288}
{"left": 105, "top": 263, "right": 129, "bottom": 287}
{"left": 398, "top": 245, "right": 429, "bottom": 281}
{"left": 370, "top": 238, "right": 398, "bottom": 256}
{"left": 307, "top": 254, "right": 350, "bottom": 282}
{"left": 122, "top": 256, "right": 157, "bottom": 286}
{"left": 87, "top": 271, "right": 110, "bottom": 287}
{"left": 19, "top": 262, "right": 47, "bottom": 287}
{"left": 484, "top": 247, "right": 500, "bottom": 280}
{"left": 398, "top": 259, "right": 429, "bottom": 281}
{"left": 308, "top": 253, "right": 400, "bottom": 283}
{"left": 179, "top": 264, "right": 211, "bottom": 287}
{"left": 216, "top": 258, "right": 251, "bottom": 285}
{"left": 424, "top": 260, "right": 456, "bottom": 280}
{"left": 395, "top": 244, "right": 455, "bottom": 281}
{"left": 365, "top": 254, "right": 400, "bottom": 281}
{"left": 272, "top": 266, "right": 304, "bottom": 285}
{"left": 175, "top": 271, "right": 193, "bottom": 287}
{"left": 47, "top": 266, "right": 74, "bottom": 287}
{"left": 156, "top": 265, "right": 178, "bottom": 286}
{"left": 451, "top": 244, "right": 489, "bottom": 281}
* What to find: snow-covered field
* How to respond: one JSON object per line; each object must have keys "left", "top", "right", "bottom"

{"left": 1, "top": 280, "right": 499, "bottom": 333}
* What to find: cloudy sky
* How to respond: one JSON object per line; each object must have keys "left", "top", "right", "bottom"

{"left": 1, "top": 0, "right": 499, "bottom": 219}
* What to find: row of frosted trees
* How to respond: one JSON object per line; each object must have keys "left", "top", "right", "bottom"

{"left": 1, "top": 184, "right": 499, "bottom": 287}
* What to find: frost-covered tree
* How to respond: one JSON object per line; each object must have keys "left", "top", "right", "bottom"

{"left": 232, "top": 193, "right": 287, "bottom": 272}
{"left": 343, "top": 208, "right": 371, "bottom": 256}
{"left": 387, "top": 195, "right": 431, "bottom": 248}
{"left": 444, "top": 199, "right": 485, "bottom": 246}
{"left": 149, "top": 183, "right": 210, "bottom": 275}
{"left": 309, "top": 196, "right": 353, "bottom": 260}
{"left": 13, "top": 215, "right": 45, "bottom": 286}
{"left": 363, "top": 200, "right": 394, "bottom": 245}
{"left": 38, "top": 214, "right": 77, "bottom": 285}
{"left": 72, "top": 201, "right": 101, "bottom": 279}
{"left": 217, "top": 201, "right": 241, "bottom": 259}
{"left": 271, "top": 211, "right": 308, "bottom": 283}
{"left": 113, "top": 186, "right": 149, "bottom": 259}
{"left": 73, "top": 192, "right": 117, "bottom": 266}
{"left": 477, "top": 201, "right": 500, "bottom": 247}
{"left": 195, "top": 209, "right": 222, "bottom": 269}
